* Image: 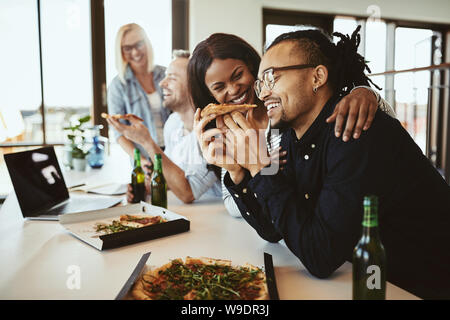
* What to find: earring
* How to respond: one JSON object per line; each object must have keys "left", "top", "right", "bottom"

{"left": 313, "top": 87, "right": 318, "bottom": 93}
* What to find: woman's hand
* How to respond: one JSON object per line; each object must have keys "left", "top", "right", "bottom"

{"left": 107, "top": 116, "right": 153, "bottom": 146}
{"left": 326, "top": 87, "right": 378, "bottom": 141}
{"left": 193, "top": 108, "right": 243, "bottom": 174}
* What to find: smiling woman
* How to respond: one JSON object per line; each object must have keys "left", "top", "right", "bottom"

{"left": 188, "top": 33, "right": 263, "bottom": 112}
{"left": 204, "top": 59, "right": 257, "bottom": 106}
{"left": 107, "top": 23, "right": 171, "bottom": 164}
{"left": 188, "top": 33, "right": 282, "bottom": 219}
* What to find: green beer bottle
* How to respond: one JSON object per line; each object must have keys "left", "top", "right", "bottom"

{"left": 352, "top": 195, "right": 386, "bottom": 300}
{"left": 131, "top": 148, "right": 146, "bottom": 203}
{"left": 151, "top": 153, "right": 167, "bottom": 208}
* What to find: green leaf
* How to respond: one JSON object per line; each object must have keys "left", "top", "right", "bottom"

{"left": 71, "top": 146, "right": 88, "bottom": 159}
{"left": 78, "top": 115, "right": 91, "bottom": 123}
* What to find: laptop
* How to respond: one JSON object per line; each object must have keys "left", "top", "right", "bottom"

{"left": 4, "top": 146, "right": 122, "bottom": 220}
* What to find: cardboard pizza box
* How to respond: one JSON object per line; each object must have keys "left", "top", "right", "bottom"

{"left": 116, "top": 252, "right": 152, "bottom": 300}
{"left": 115, "top": 252, "right": 279, "bottom": 300}
{"left": 59, "top": 202, "right": 190, "bottom": 250}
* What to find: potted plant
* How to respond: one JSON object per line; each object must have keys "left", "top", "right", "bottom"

{"left": 71, "top": 144, "right": 89, "bottom": 171}
{"left": 63, "top": 115, "right": 91, "bottom": 171}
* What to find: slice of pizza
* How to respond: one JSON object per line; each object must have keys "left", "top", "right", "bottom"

{"left": 94, "top": 214, "right": 167, "bottom": 235}
{"left": 101, "top": 112, "right": 144, "bottom": 121}
{"left": 200, "top": 103, "right": 257, "bottom": 118}
{"left": 119, "top": 214, "right": 167, "bottom": 228}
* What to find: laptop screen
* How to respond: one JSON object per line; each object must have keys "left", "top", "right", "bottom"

{"left": 4, "top": 146, "right": 69, "bottom": 217}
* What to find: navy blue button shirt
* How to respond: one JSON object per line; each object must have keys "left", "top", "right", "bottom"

{"left": 225, "top": 96, "right": 450, "bottom": 299}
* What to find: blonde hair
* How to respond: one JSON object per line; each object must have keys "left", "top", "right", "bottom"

{"left": 115, "top": 23, "right": 155, "bottom": 83}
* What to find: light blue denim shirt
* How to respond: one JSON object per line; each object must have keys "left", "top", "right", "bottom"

{"left": 107, "top": 65, "right": 171, "bottom": 159}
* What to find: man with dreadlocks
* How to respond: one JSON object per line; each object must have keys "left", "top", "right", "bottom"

{"left": 220, "top": 27, "right": 450, "bottom": 299}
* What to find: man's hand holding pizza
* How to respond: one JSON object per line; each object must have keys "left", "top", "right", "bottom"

{"left": 106, "top": 115, "right": 152, "bottom": 148}
{"left": 222, "top": 111, "right": 271, "bottom": 180}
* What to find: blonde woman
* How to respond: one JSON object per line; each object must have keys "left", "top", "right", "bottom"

{"left": 108, "top": 23, "right": 170, "bottom": 164}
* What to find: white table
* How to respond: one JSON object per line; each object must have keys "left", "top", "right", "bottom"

{"left": 0, "top": 152, "right": 419, "bottom": 300}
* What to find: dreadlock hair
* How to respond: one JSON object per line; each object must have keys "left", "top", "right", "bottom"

{"left": 266, "top": 26, "right": 381, "bottom": 97}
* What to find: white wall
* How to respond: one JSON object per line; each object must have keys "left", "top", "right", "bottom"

{"left": 263, "top": 0, "right": 450, "bottom": 24}
{"left": 189, "top": 0, "right": 262, "bottom": 53}
{"left": 189, "top": 0, "right": 450, "bottom": 54}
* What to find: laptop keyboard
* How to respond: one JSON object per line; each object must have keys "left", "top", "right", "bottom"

{"left": 43, "top": 197, "right": 121, "bottom": 217}
{"left": 46, "top": 201, "right": 71, "bottom": 215}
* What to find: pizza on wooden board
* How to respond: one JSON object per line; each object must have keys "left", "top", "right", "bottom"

{"left": 131, "top": 256, "right": 268, "bottom": 300}
{"left": 95, "top": 214, "right": 167, "bottom": 235}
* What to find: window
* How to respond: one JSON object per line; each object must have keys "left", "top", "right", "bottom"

{"left": 365, "top": 20, "right": 387, "bottom": 99}
{"left": 333, "top": 16, "right": 357, "bottom": 43}
{"left": 265, "top": 24, "right": 315, "bottom": 50}
{"left": 41, "top": 0, "right": 93, "bottom": 144}
{"left": 0, "top": 0, "right": 41, "bottom": 145}
{"left": 394, "top": 27, "right": 434, "bottom": 153}
{"left": 0, "top": 0, "right": 92, "bottom": 146}
{"left": 262, "top": 9, "right": 333, "bottom": 52}
{"left": 365, "top": 21, "right": 386, "bottom": 74}
{"left": 395, "top": 27, "right": 433, "bottom": 70}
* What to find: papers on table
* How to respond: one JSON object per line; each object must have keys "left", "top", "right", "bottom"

{"left": 68, "top": 182, "right": 127, "bottom": 196}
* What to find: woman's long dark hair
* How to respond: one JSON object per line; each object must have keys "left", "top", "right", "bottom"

{"left": 187, "top": 33, "right": 261, "bottom": 110}
{"left": 188, "top": 33, "right": 262, "bottom": 179}
{"left": 267, "top": 26, "right": 381, "bottom": 97}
